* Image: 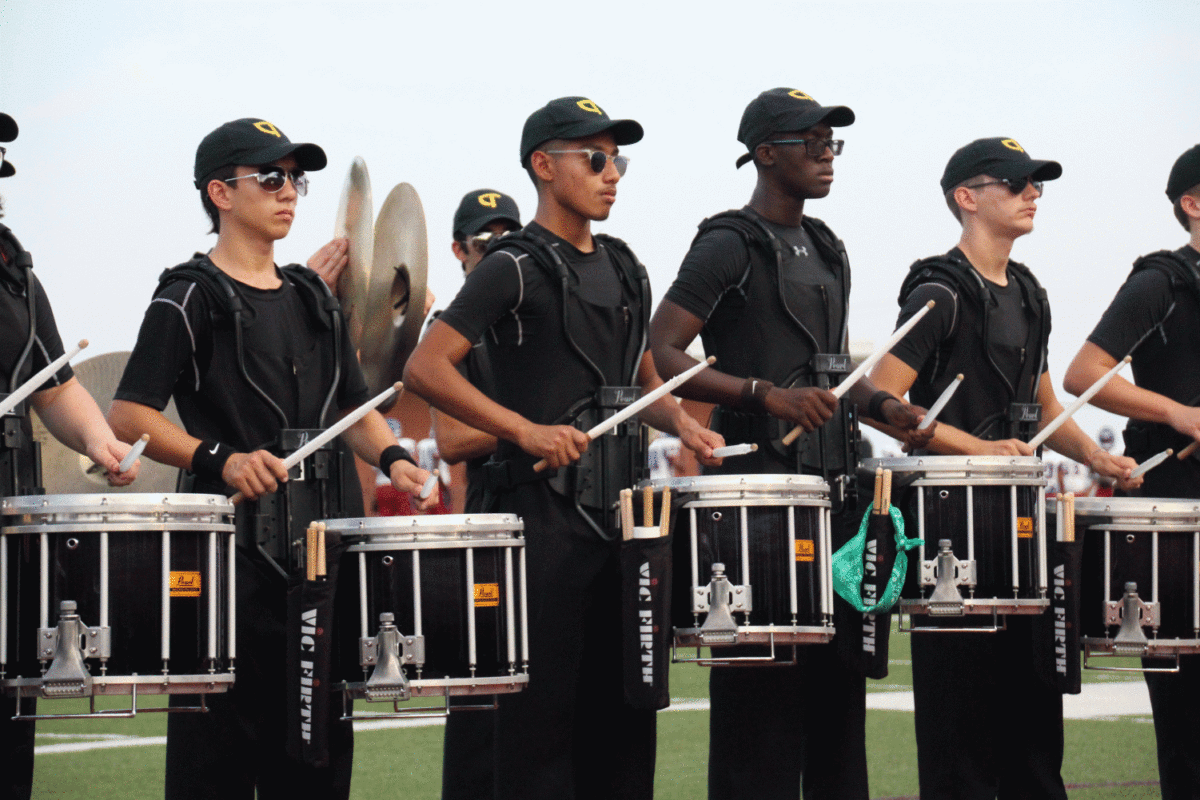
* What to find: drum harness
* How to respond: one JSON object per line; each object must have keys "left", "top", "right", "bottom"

{"left": 1118, "top": 249, "right": 1200, "bottom": 460}
{"left": 479, "top": 229, "right": 650, "bottom": 541}
{"left": 899, "top": 252, "right": 1050, "bottom": 444}
{"left": 159, "top": 256, "right": 348, "bottom": 577}
{"left": 697, "top": 210, "right": 860, "bottom": 514}
{"left": 0, "top": 223, "right": 44, "bottom": 497}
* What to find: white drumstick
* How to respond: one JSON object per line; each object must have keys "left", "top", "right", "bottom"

{"left": 0, "top": 339, "right": 88, "bottom": 418}
{"left": 712, "top": 443, "right": 758, "bottom": 458}
{"left": 118, "top": 434, "right": 149, "bottom": 473}
{"left": 917, "top": 374, "right": 964, "bottom": 431}
{"left": 232, "top": 382, "right": 401, "bottom": 504}
{"left": 532, "top": 357, "right": 716, "bottom": 472}
{"left": 1027, "top": 356, "right": 1132, "bottom": 450}
{"left": 782, "top": 302, "right": 934, "bottom": 446}
{"left": 1130, "top": 448, "right": 1173, "bottom": 479}
{"left": 419, "top": 474, "right": 438, "bottom": 500}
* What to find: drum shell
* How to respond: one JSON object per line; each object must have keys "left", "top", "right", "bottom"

{"left": 1, "top": 494, "right": 235, "bottom": 691}
{"left": 328, "top": 514, "right": 527, "bottom": 696}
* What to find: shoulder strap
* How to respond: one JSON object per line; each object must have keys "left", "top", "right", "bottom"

{"left": 1132, "top": 249, "right": 1200, "bottom": 299}
{"left": 156, "top": 254, "right": 241, "bottom": 321}
{"left": 694, "top": 208, "right": 775, "bottom": 254}
{"left": 280, "top": 264, "right": 339, "bottom": 331}
{"left": 898, "top": 252, "right": 985, "bottom": 308}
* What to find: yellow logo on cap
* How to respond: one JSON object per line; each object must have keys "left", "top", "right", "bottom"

{"left": 254, "top": 121, "right": 282, "bottom": 138}
{"left": 478, "top": 192, "right": 501, "bottom": 209}
{"left": 1002, "top": 139, "right": 1025, "bottom": 152}
{"left": 577, "top": 99, "right": 603, "bottom": 115}
{"left": 788, "top": 90, "right": 815, "bottom": 101}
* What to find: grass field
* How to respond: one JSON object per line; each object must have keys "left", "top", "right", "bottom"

{"left": 28, "top": 626, "right": 1163, "bottom": 799}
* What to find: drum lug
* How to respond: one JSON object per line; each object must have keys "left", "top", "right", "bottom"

{"left": 38, "top": 601, "right": 97, "bottom": 699}
{"left": 923, "top": 540, "right": 974, "bottom": 616}
{"left": 360, "top": 613, "right": 424, "bottom": 701}
{"left": 696, "top": 563, "right": 744, "bottom": 646}
{"left": 1107, "top": 582, "right": 1157, "bottom": 656}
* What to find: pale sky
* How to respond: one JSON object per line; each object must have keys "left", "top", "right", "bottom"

{"left": 2, "top": 0, "right": 1197, "bottom": 455}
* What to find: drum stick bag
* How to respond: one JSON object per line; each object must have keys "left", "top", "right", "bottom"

{"left": 619, "top": 493, "right": 677, "bottom": 710}
{"left": 1039, "top": 539, "right": 1083, "bottom": 694}
{"left": 286, "top": 528, "right": 350, "bottom": 766}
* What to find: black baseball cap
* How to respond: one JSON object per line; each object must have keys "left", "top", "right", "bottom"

{"left": 940, "top": 137, "right": 1062, "bottom": 193}
{"left": 453, "top": 189, "right": 521, "bottom": 239}
{"left": 0, "top": 113, "right": 17, "bottom": 178}
{"left": 520, "top": 97, "right": 643, "bottom": 168}
{"left": 1166, "top": 144, "right": 1200, "bottom": 203}
{"left": 193, "top": 118, "right": 327, "bottom": 188}
{"left": 735, "top": 88, "right": 855, "bottom": 169}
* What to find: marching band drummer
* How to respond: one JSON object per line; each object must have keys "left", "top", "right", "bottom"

{"left": 107, "top": 118, "right": 435, "bottom": 800}
{"left": 1063, "top": 143, "right": 1200, "bottom": 800}
{"left": 435, "top": 188, "right": 521, "bottom": 800}
{"left": 0, "top": 111, "right": 141, "bottom": 800}
{"left": 648, "top": 88, "right": 932, "bottom": 800}
{"left": 405, "top": 97, "right": 724, "bottom": 800}
{"left": 867, "top": 137, "right": 1138, "bottom": 799}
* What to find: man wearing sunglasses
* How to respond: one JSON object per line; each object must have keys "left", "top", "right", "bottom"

{"left": 406, "top": 96, "right": 724, "bottom": 800}
{"left": 649, "top": 87, "right": 932, "bottom": 800}
{"left": 0, "top": 112, "right": 142, "bottom": 800}
{"left": 109, "top": 117, "right": 435, "bottom": 800}
{"left": 867, "top": 137, "right": 1137, "bottom": 799}
{"left": 1063, "top": 143, "right": 1200, "bottom": 800}
{"left": 435, "top": 188, "right": 520, "bottom": 800}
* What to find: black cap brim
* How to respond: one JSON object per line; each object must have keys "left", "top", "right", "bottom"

{"left": 461, "top": 211, "right": 521, "bottom": 238}
{"left": 523, "top": 118, "right": 644, "bottom": 165}
{"left": 241, "top": 141, "right": 327, "bottom": 172}
{"left": 993, "top": 157, "right": 1062, "bottom": 182}
{"left": 735, "top": 105, "right": 856, "bottom": 169}
{"left": 0, "top": 162, "right": 14, "bottom": 178}
{"left": 0, "top": 113, "right": 16, "bottom": 143}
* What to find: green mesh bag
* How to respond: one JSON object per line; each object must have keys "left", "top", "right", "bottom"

{"left": 832, "top": 503, "right": 923, "bottom": 614}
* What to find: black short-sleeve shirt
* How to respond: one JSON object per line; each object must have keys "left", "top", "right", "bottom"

{"left": 1, "top": 241, "right": 73, "bottom": 394}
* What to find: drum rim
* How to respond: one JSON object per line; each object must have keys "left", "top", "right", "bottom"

{"left": 1070, "top": 496, "right": 1200, "bottom": 519}
{"left": 863, "top": 455, "right": 1044, "bottom": 474}
{"left": 644, "top": 473, "right": 829, "bottom": 495}
{"left": 1, "top": 493, "right": 235, "bottom": 516}
{"left": 320, "top": 513, "right": 523, "bottom": 535}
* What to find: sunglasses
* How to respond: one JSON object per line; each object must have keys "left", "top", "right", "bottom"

{"left": 764, "top": 138, "right": 845, "bottom": 157}
{"left": 226, "top": 167, "right": 309, "bottom": 196}
{"left": 543, "top": 148, "right": 630, "bottom": 177}
{"left": 965, "top": 176, "right": 1044, "bottom": 196}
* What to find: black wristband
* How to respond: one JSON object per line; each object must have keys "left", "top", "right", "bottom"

{"left": 867, "top": 391, "right": 900, "bottom": 423}
{"left": 739, "top": 378, "right": 774, "bottom": 414}
{"left": 379, "top": 444, "right": 417, "bottom": 477}
{"left": 192, "top": 440, "right": 234, "bottom": 485}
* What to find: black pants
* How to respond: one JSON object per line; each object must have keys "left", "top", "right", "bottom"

{"left": 164, "top": 547, "right": 353, "bottom": 800}
{"left": 1145, "top": 655, "right": 1200, "bottom": 799}
{"left": 0, "top": 697, "right": 35, "bottom": 800}
{"left": 490, "top": 483, "right": 656, "bottom": 800}
{"left": 911, "top": 617, "right": 1066, "bottom": 800}
{"left": 707, "top": 640, "right": 869, "bottom": 800}
{"left": 442, "top": 697, "right": 494, "bottom": 800}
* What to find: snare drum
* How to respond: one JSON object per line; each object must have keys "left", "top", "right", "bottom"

{"left": 866, "top": 456, "right": 1050, "bottom": 619}
{"left": 653, "top": 474, "right": 835, "bottom": 659}
{"left": 1072, "top": 497, "right": 1200, "bottom": 660}
{"left": 323, "top": 514, "right": 528, "bottom": 706}
{"left": 1, "top": 493, "right": 236, "bottom": 703}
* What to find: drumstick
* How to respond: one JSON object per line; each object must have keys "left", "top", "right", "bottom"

{"left": 917, "top": 374, "right": 964, "bottom": 431}
{"left": 231, "top": 382, "right": 401, "bottom": 504}
{"left": 1027, "top": 357, "right": 1132, "bottom": 450}
{"left": 620, "top": 488, "right": 634, "bottom": 542}
{"left": 306, "top": 523, "right": 318, "bottom": 582}
{"left": 419, "top": 474, "right": 438, "bottom": 500}
{"left": 882, "top": 469, "right": 893, "bottom": 515}
{"left": 1177, "top": 441, "right": 1199, "bottom": 461}
{"left": 782, "top": 302, "right": 934, "bottom": 446}
{"left": 660, "top": 486, "right": 671, "bottom": 536}
{"left": 711, "top": 443, "right": 758, "bottom": 459}
{"left": 0, "top": 339, "right": 87, "bottom": 418}
{"left": 532, "top": 357, "right": 716, "bottom": 472}
{"left": 643, "top": 485, "right": 654, "bottom": 527}
{"left": 1131, "top": 448, "right": 1173, "bottom": 479}
{"left": 316, "top": 522, "right": 327, "bottom": 578}
{"left": 1061, "top": 492, "right": 1075, "bottom": 543}
{"left": 87, "top": 433, "right": 149, "bottom": 475}
{"left": 878, "top": 465, "right": 888, "bottom": 515}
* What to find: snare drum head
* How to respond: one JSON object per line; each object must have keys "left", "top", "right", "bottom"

{"left": 863, "top": 455, "right": 1045, "bottom": 479}
{"left": 322, "top": 513, "right": 523, "bottom": 541}
{"left": 2, "top": 493, "right": 235, "bottom": 525}
{"left": 646, "top": 473, "right": 828, "bottom": 503}
{"left": 1072, "top": 496, "right": 1200, "bottom": 522}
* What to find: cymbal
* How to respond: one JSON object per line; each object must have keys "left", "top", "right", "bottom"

{"left": 333, "top": 156, "right": 374, "bottom": 348}
{"left": 32, "top": 351, "right": 182, "bottom": 494}
{"left": 359, "top": 182, "right": 428, "bottom": 396}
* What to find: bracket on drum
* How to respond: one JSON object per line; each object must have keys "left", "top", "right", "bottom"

{"left": 694, "top": 563, "right": 749, "bottom": 646}
{"left": 359, "top": 612, "right": 425, "bottom": 702}
{"left": 39, "top": 600, "right": 108, "bottom": 699}
{"left": 1084, "top": 581, "right": 1181, "bottom": 672}
{"left": 923, "top": 539, "right": 976, "bottom": 616}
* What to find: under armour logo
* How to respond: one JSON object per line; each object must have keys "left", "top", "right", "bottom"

{"left": 577, "top": 99, "right": 603, "bottom": 115}
{"left": 254, "top": 121, "right": 282, "bottom": 138}
{"left": 793, "top": 244, "right": 808, "bottom": 257}
{"left": 477, "top": 192, "right": 501, "bottom": 208}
